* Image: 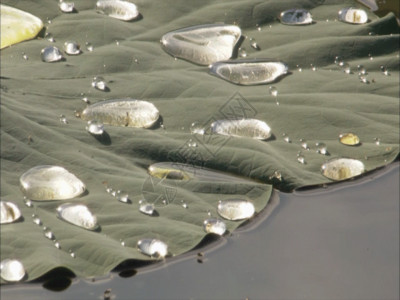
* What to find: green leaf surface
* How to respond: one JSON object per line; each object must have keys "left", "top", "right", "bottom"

{"left": 1, "top": 0, "right": 399, "bottom": 283}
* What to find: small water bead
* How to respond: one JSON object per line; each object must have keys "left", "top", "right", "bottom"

{"left": 59, "top": 114, "right": 68, "bottom": 124}
{"left": 41, "top": 46, "right": 63, "bottom": 62}
{"left": 321, "top": 158, "right": 365, "bottom": 181}
{"left": 1, "top": 201, "right": 22, "bottom": 224}
{"left": 334, "top": 56, "right": 342, "bottom": 65}
{"left": 96, "top": 0, "right": 140, "bottom": 21}
{"left": 359, "top": 75, "right": 370, "bottom": 84}
{"left": 106, "top": 187, "right": 113, "bottom": 194}
{"left": 181, "top": 201, "right": 188, "bottom": 209}
{"left": 269, "top": 86, "right": 278, "bottom": 97}
{"left": 339, "top": 133, "right": 360, "bottom": 146}
{"left": 117, "top": 191, "right": 129, "bottom": 203}
{"left": 311, "top": 64, "right": 317, "bottom": 71}
{"left": 91, "top": 76, "right": 107, "bottom": 91}
{"left": 22, "top": 53, "right": 28, "bottom": 60}
{"left": 316, "top": 142, "right": 328, "bottom": 155}
{"left": 338, "top": 7, "right": 368, "bottom": 24}
{"left": 249, "top": 38, "right": 260, "bottom": 50}
{"left": 59, "top": 1, "right": 75, "bottom": 13}
{"left": 85, "top": 42, "right": 93, "bottom": 52}
{"left": 86, "top": 120, "right": 104, "bottom": 135}
{"left": 268, "top": 170, "right": 282, "bottom": 181}
{"left": 137, "top": 239, "right": 168, "bottom": 258}
{"left": 374, "top": 137, "right": 380, "bottom": 146}
{"left": 300, "top": 139, "right": 309, "bottom": 150}
{"left": 368, "top": 54, "right": 373, "bottom": 60}
{"left": 120, "top": 240, "right": 126, "bottom": 247}
{"left": 211, "top": 119, "right": 271, "bottom": 140}
{"left": 238, "top": 47, "right": 247, "bottom": 58}
{"left": 45, "top": 33, "right": 55, "bottom": 42}
{"left": 23, "top": 197, "right": 33, "bottom": 207}
{"left": 139, "top": 203, "right": 155, "bottom": 216}
{"left": 203, "top": 219, "right": 226, "bottom": 235}
{"left": 111, "top": 190, "right": 117, "bottom": 197}
{"left": 0, "top": 259, "right": 26, "bottom": 282}
{"left": 357, "top": 64, "right": 367, "bottom": 75}
{"left": 190, "top": 122, "right": 205, "bottom": 135}
{"left": 43, "top": 228, "right": 55, "bottom": 240}
{"left": 69, "top": 250, "right": 76, "bottom": 258}
{"left": 343, "top": 63, "right": 351, "bottom": 74}
{"left": 297, "top": 152, "right": 306, "bottom": 164}
{"left": 57, "top": 203, "right": 98, "bottom": 230}
{"left": 217, "top": 199, "right": 255, "bottom": 221}
{"left": 380, "top": 66, "right": 390, "bottom": 76}
{"left": 54, "top": 241, "right": 61, "bottom": 249}
{"left": 64, "top": 41, "right": 81, "bottom": 55}
{"left": 32, "top": 214, "right": 42, "bottom": 225}
{"left": 207, "top": 210, "right": 212, "bottom": 217}
{"left": 82, "top": 97, "right": 90, "bottom": 104}
{"left": 115, "top": 40, "right": 120, "bottom": 46}
{"left": 282, "top": 133, "right": 291, "bottom": 143}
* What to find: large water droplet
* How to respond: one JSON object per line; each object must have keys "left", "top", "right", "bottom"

{"left": 161, "top": 24, "right": 241, "bottom": 65}
{"left": 0, "top": 201, "right": 22, "bottom": 224}
{"left": 86, "top": 120, "right": 104, "bottom": 135}
{"left": 137, "top": 239, "right": 168, "bottom": 258}
{"left": 279, "top": 8, "right": 313, "bottom": 25}
{"left": 81, "top": 99, "right": 160, "bottom": 128}
{"left": 316, "top": 142, "right": 328, "bottom": 155}
{"left": 338, "top": 7, "right": 368, "bottom": 24}
{"left": 203, "top": 219, "right": 226, "bottom": 235}
{"left": 57, "top": 203, "right": 98, "bottom": 230}
{"left": 20, "top": 165, "right": 86, "bottom": 200}
{"left": 96, "top": 0, "right": 139, "bottom": 21}
{"left": 41, "top": 46, "right": 63, "bottom": 62}
{"left": 64, "top": 41, "right": 81, "bottom": 55}
{"left": 339, "top": 133, "right": 360, "bottom": 146}
{"left": 0, "top": 259, "right": 25, "bottom": 282}
{"left": 217, "top": 199, "right": 255, "bottom": 221}
{"left": 91, "top": 76, "right": 107, "bottom": 91}
{"left": 59, "top": 1, "right": 75, "bottom": 13}
{"left": 139, "top": 203, "right": 155, "bottom": 215}
{"left": 209, "top": 59, "right": 289, "bottom": 85}
{"left": 321, "top": 158, "right": 365, "bottom": 180}
{"left": 211, "top": 119, "right": 271, "bottom": 140}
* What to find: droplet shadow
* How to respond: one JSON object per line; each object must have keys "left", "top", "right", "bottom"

{"left": 92, "top": 131, "right": 112, "bottom": 145}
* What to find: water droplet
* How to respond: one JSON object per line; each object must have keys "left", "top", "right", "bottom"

{"left": 282, "top": 133, "right": 291, "bottom": 143}
{"left": 22, "top": 53, "right": 28, "bottom": 60}
{"left": 69, "top": 250, "right": 76, "bottom": 258}
{"left": 338, "top": 7, "right": 368, "bottom": 24}
{"left": 81, "top": 99, "right": 160, "bottom": 128}
{"left": 342, "top": 63, "right": 351, "bottom": 74}
{"left": 82, "top": 96, "right": 90, "bottom": 104}
{"left": 45, "top": 32, "right": 55, "bottom": 42}
{"left": 0, "top": 201, "right": 22, "bottom": 224}
{"left": 359, "top": 75, "right": 370, "bottom": 84}
{"left": 134, "top": 58, "right": 139, "bottom": 64}
{"left": 59, "top": 1, "right": 75, "bottom": 13}
{"left": 57, "top": 203, "right": 98, "bottom": 230}
{"left": 91, "top": 76, "right": 107, "bottom": 91}
{"left": 269, "top": 86, "right": 278, "bottom": 97}
{"left": 203, "top": 219, "right": 226, "bottom": 235}
{"left": 43, "top": 228, "right": 55, "bottom": 240}
{"left": 311, "top": 64, "right": 317, "bottom": 71}
{"left": 339, "top": 133, "right": 360, "bottom": 146}
{"left": 64, "top": 41, "right": 81, "bottom": 55}
{"left": 115, "top": 40, "right": 120, "bottom": 46}
{"left": 238, "top": 47, "right": 247, "bottom": 58}
{"left": 59, "top": 114, "right": 68, "bottom": 124}
{"left": 120, "top": 240, "right": 126, "bottom": 247}
{"left": 96, "top": 0, "right": 140, "bottom": 21}
{"left": 0, "top": 259, "right": 25, "bottom": 282}
{"left": 297, "top": 152, "right": 306, "bottom": 164}
{"left": 54, "top": 241, "right": 61, "bottom": 249}
{"left": 111, "top": 190, "right": 117, "bottom": 197}
{"left": 181, "top": 201, "right": 188, "bottom": 209}
{"left": 85, "top": 42, "right": 94, "bottom": 52}
{"left": 139, "top": 203, "right": 155, "bottom": 215}
{"left": 117, "top": 191, "right": 129, "bottom": 203}
{"left": 380, "top": 65, "right": 390, "bottom": 76}
{"left": 374, "top": 137, "right": 380, "bottom": 145}
{"left": 321, "top": 158, "right": 365, "bottom": 180}
{"left": 211, "top": 119, "right": 272, "bottom": 140}
{"left": 20, "top": 165, "right": 86, "bottom": 200}
{"left": 279, "top": 8, "right": 313, "bottom": 25}
{"left": 41, "top": 46, "right": 63, "bottom": 62}
{"left": 207, "top": 210, "right": 212, "bottom": 217}
{"left": 368, "top": 53, "right": 373, "bottom": 60}
{"left": 357, "top": 64, "right": 367, "bottom": 75}
{"left": 300, "top": 139, "right": 309, "bottom": 150}
{"left": 209, "top": 59, "right": 289, "bottom": 85}
{"left": 137, "top": 239, "right": 168, "bottom": 258}
{"left": 32, "top": 214, "right": 42, "bottom": 225}
{"left": 106, "top": 187, "right": 113, "bottom": 194}
{"left": 269, "top": 170, "right": 282, "bottom": 181}
{"left": 161, "top": 24, "right": 241, "bottom": 65}
{"left": 190, "top": 122, "right": 205, "bottom": 135}
{"left": 23, "top": 197, "right": 33, "bottom": 207}
{"left": 316, "top": 142, "right": 328, "bottom": 155}
{"left": 85, "top": 120, "right": 104, "bottom": 135}
{"left": 217, "top": 199, "right": 255, "bottom": 220}
{"left": 334, "top": 56, "right": 342, "bottom": 65}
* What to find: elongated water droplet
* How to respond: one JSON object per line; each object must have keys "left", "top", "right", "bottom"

{"left": 280, "top": 8, "right": 313, "bottom": 25}
{"left": 137, "top": 239, "right": 168, "bottom": 258}
{"left": 161, "top": 24, "right": 241, "bottom": 65}
{"left": 217, "top": 199, "right": 255, "bottom": 221}
{"left": 238, "top": 47, "right": 247, "bottom": 58}
{"left": 57, "top": 203, "right": 98, "bottom": 230}
{"left": 59, "top": 1, "right": 75, "bottom": 13}
{"left": 203, "top": 219, "right": 226, "bottom": 235}
{"left": 0, "top": 259, "right": 25, "bottom": 282}
{"left": 321, "top": 158, "right": 365, "bottom": 180}
{"left": 41, "top": 46, "right": 63, "bottom": 62}
{"left": 0, "top": 201, "right": 22, "bottom": 224}
{"left": 316, "top": 142, "right": 328, "bottom": 155}
{"left": 85, "top": 42, "right": 93, "bottom": 52}
{"left": 45, "top": 32, "right": 55, "bottom": 42}
{"left": 210, "top": 59, "right": 289, "bottom": 85}
{"left": 338, "top": 7, "right": 368, "bottom": 24}
{"left": 96, "top": 0, "right": 139, "bottom": 21}
{"left": 339, "top": 133, "right": 360, "bottom": 146}
{"left": 82, "top": 99, "right": 160, "bottom": 128}
{"left": 139, "top": 203, "right": 155, "bottom": 215}
{"left": 86, "top": 120, "right": 104, "bottom": 135}
{"left": 211, "top": 119, "right": 271, "bottom": 140}
{"left": 91, "top": 76, "right": 107, "bottom": 91}
{"left": 64, "top": 41, "right": 81, "bottom": 55}
{"left": 20, "top": 165, "right": 86, "bottom": 200}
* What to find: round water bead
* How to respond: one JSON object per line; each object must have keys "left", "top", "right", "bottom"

{"left": 217, "top": 199, "right": 255, "bottom": 221}
{"left": 316, "top": 142, "right": 328, "bottom": 155}
{"left": 23, "top": 197, "right": 33, "bottom": 207}
{"left": 300, "top": 139, "right": 308, "bottom": 150}
{"left": 59, "top": 114, "right": 68, "bottom": 124}
{"left": 321, "top": 158, "right": 365, "bottom": 181}
{"left": 86, "top": 120, "right": 104, "bottom": 135}
{"left": 357, "top": 64, "right": 367, "bottom": 75}
{"left": 64, "top": 41, "right": 81, "bottom": 55}
{"left": 43, "top": 228, "right": 55, "bottom": 240}
{"left": 269, "top": 86, "right": 278, "bottom": 97}
{"left": 0, "top": 201, "right": 22, "bottom": 224}
{"left": 203, "top": 218, "right": 226, "bottom": 235}
{"left": 59, "top": 1, "right": 75, "bottom": 13}
{"left": 238, "top": 47, "right": 247, "bottom": 58}
{"left": 57, "top": 203, "right": 98, "bottom": 230}
{"left": 96, "top": 0, "right": 140, "bottom": 21}
{"left": 211, "top": 119, "right": 271, "bottom": 140}
{"left": 41, "top": 46, "right": 63, "bottom": 62}
{"left": 45, "top": 32, "right": 55, "bottom": 42}
{"left": 374, "top": 137, "right": 380, "bottom": 145}
{"left": 139, "top": 203, "right": 155, "bottom": 215}
{"left": 342, "top": 63, "right": 351, "bottom": 74}
{"left": 91, "top": 76, "right": 107, "bottom": 91}
{"left": 85, "top": 42, "right": 94, "bottom": 52}
{"left": 282, "top": 133, "right": 291, "bottom": 143}
{"left": 380, "top": 66, "right": 390, "bottom": 76}
{"left": 359, "top": 75, "right": 370, "bottom": 84}
{"left": 279, "top": 8, "right": 313, "bottom": 25}
{"left": 190, "top": 122, "right": 205, "bottom": 135}
{"left": 137, "top": 239, "right": 168, "bottom": 258}
{"left": 297, "top": 152, "right": 306, "bottom": 164}
{"left": 0, "top": 259, "right": 25, "bottom": 282}
{"left": 20, "top": 165, "right": 86, "bottom": 200}
{"left": 116, "top": 191, "right": 129, "bottom": 203}
{"left": 249, "top": 38, "right": 260, "bottom": 50}
{"left": 339, "top": 133, "right": 360, "bottom": 146}
{"left": 32, "top": 214, "right": 42, "bottom": 225}
{"left": 338, "top": 7, "right": 368, "bottom": 24}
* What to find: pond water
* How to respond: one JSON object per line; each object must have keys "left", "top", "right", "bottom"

{"left": 2, "top": 162, "right": 398, "bottom": 300}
